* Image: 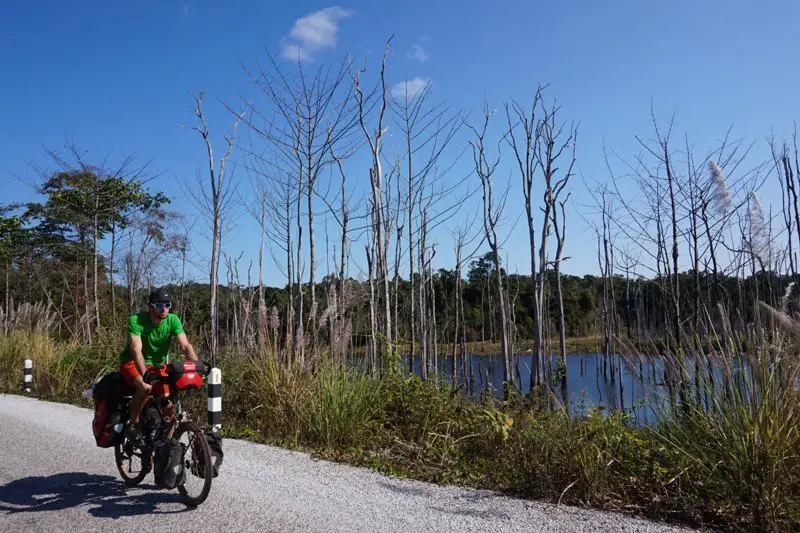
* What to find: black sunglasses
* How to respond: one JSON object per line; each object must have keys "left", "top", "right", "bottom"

{"left": 151, "top": 302, "right": 171, "bottom": 310}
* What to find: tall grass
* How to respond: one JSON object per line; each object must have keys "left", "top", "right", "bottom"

{"left": 651, "top": 305, "right": 800, "bottom": 529}
{"left": 225, "top": 353, "right": 381, "bottom": 448}
{"left": 0, "top": 328, "right": 122, "bottom": 401}
{"left": 309, "top": 364, "right": 381, "bottom": 448}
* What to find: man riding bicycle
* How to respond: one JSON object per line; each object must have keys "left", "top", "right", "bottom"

{"left": 119, "top": 288, "right": 198, "bottom": 433}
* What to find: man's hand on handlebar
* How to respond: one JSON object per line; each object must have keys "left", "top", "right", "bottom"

{"left": 136, "top": 374, "right": 152, "bottom": 393}
{"left": 142, "top": 366, "right": 163, "bottom": 385}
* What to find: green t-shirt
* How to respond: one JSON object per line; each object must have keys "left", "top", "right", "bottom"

{"left": 119, "top": 312, "right": 185, "bottom": 366}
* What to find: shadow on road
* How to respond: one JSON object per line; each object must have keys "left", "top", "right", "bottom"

{"left": 0, "top": 472, "right": 191, "bottom": 518}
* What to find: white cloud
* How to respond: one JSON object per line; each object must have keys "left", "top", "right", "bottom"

{"left": 280, "top": 7, "right": 353, "bottom": 61}
{"left": 391, "top": 78, "right": 431, "bottom": 101}
{"left": 407, "top": 44, "right": 430, "bottom": 63}
{"left": 280, "top": 42, "right": 310, "bottom": 63}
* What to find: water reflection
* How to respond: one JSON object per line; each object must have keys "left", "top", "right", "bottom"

{"left": 347, "top": 351, "right": 756, "bottom": 426}
{"left": 398, "top": 353, "right": 680, "bottom": 425}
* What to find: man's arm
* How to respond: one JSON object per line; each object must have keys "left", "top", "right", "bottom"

{"left": 176, "top": 333, "right": 199, "bottom": 362}
{"left": 130, "top": 335, "right": 149, "bottom": 381}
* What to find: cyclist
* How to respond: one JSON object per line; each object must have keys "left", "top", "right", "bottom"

{"left": 119, "top": 288, "right": 198, "bottom": 433}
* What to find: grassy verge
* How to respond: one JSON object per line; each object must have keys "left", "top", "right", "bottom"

{"left": 2, "top": 329, "right": 798, "bottom": 531}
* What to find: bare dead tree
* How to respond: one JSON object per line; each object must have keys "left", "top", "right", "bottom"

{"left": 243, "top": 168, "right": 270, "bottom": 348}
{"left": 390, "top": 72, "right": 463, "bottom": 373}
{"left": 505, "top": 87, "right": 545, "bottom": 386}
{"left": 354, "top": 39, "right": 393, "bottom": 364}
{"left": 237, "top": 49, "right": 358, "bottom": 359}
{"left": 536, "top": 98, "right": 577, "bottom": 391}
{"left": 389, "top": 156, "right": 404, "bottom": 349}
{"left": 365, "top": 240, "right": 378, "bottom": 374}
{"left": 427, "top": 239, "right": 438, "bottom": 379}
{"left": 450, "top": 214, "right": 483, "bottom": 387}
{"left": 121, "top": 209, "right": 183, "bottom": 314}
{"left": 771, "top": 128, "right": 800, "bottom": 276}
{"left": 330, "top": 143, "right": 356, "bottom": 361}
{"left": 506, "top": 87, "right": 577, "bottom": 393}
{"left": 184, "top": 89, "right": 243, "bottom": 364}
{"left": 469, "top": 102, "right": 513, "bottom": 398}
{"left": 551, "top": 192, "right": 571, "bottom": 400}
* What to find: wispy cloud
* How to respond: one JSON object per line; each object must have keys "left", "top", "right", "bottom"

{"left": 280, "top": 7, "right": 353, "bottom": 62}
{"left": 391, "top": 78, "right": 431, "bottom": 101}
{"left": 182, "top": 4, "right": 189, "bottom": 15}
{"left": 407, "top": 44, "right": 430, "bottom": 63}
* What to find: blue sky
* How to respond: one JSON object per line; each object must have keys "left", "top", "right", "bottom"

{"left": 2, "top": 1, "right": 799, "bottom": 286}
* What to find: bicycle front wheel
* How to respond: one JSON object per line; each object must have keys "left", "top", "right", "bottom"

{"left": 175, "top": 421, "right": 212, "bottom": 505}
{"left": 115, "top": 430, "right": 151, "bottom": 486}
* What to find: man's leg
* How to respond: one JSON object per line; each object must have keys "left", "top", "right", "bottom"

{"left": 130, "top": 379, "right": 148, "bottom": 425}
{"left": 121, "top": 360, "right": 148, "bottom": 426}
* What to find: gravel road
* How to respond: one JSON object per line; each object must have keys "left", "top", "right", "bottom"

{"left": 0, "top": 394, "right": 693, "bottom": 532}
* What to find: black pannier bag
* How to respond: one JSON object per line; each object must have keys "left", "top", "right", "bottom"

{"left": 153, "top": 437, "right": 186, "bottom": 489}
{"left": 189, "top": 430, "right": 224, "bottom": 479}
{"left": 201, "top": 430, "right": 224, "bottom": 478}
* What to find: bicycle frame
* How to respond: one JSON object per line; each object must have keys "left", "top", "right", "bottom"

{"left": 144, "top": 367, "right": 190, "bottom": 440}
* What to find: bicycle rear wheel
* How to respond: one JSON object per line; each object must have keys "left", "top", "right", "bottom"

{"left": 175, "top": 420, "right": 212, "bottom": 505}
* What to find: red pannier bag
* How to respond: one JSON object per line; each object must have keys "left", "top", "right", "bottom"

{"left": 169, "top": 361, "right": 205, "bottom": 390}
{"left": 91, "top": 372, "right": 127, "bottom": 448}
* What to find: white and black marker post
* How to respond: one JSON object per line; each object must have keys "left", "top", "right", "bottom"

{"left": 207, "top": 367, "right": 222, "bottom": 431}
{"left": 23, "top": 359, "right": 32, "bottom": 393}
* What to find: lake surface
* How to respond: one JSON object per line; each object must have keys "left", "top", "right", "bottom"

{"left": 399, "top": 353, "right": 681, "bottom": 425}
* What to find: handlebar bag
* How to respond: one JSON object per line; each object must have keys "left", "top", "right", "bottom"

{"left": 170, "top": 361, "right": 204, "bottom": 390}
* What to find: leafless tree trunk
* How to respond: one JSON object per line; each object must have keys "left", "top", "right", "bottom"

{"left": 247, "top": 148, "right": 297, "bottom": 359}
{"left": 393, "top": 203, "right": 403, "bottom": 349}
{"left": 295, "top": 161, "right": 305, "bottom": 365}
{"left": 506, "top": 88, "right": 576, "bottom": 395}
{"left": 257, "top": 191, "right": 268, "bottom": 348}
{"left": 238, "top": 50, "right": 357, "bottom": 359}
{"left": 366, "top": 244, "right": 378, "bottom": 375}
{"left": 179, "top": 233, "right": 188, "bottom": 317}
{"left": 451, "top": 220, "right": 480, "bottom": 385}
{"left": 109, "top": 223, "right": 118, "bottom": 324}
{"left": 505, "top": 89, "right": 543, "bottom": 389}
{"left": 470, "top": 103, "right": 512, "bottom": 398}
{"left": 419, "top": 209, "right": 429, "bottom": 380}
{"left": 354, "top": 41, "right": 393, "bottom": 364}
{"left": 428, "top": 242, "right": 438, "bottom": 379}
{"left": 664, "top": 141, "right": 682, "bottom": 356}
{"left": 551, "top": 193, "right": 571, "bottom": 400}
{"left": 4, "top": 261, "right": 9, "bottom": 334}
{"left": 82, "top": 235, "right": 91, "bottom": 344}
{"left": 772, "top": 131, "right": 800, "bottom": 276}
{"left": 186, "top": 89, "right": 242, "bottom": 364}
{"left": 242, "top": 173, "right": 270, "bottom": 349}
{"left": 92, "top": 206, "right": 100, "bottom": 331}
{"left": 329, "top": 146, "right": 351, "bottom": 361}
